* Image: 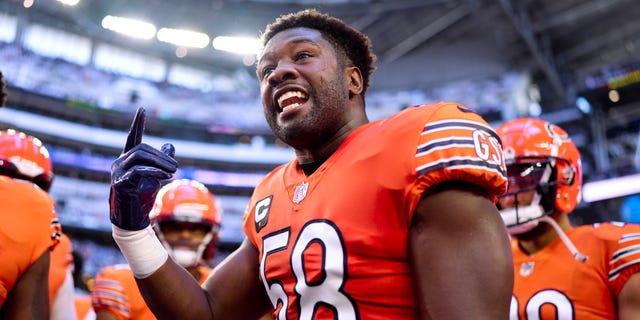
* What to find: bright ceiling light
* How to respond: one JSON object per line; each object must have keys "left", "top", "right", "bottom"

{"left": 608, "top": 89, "right": 620, "bottom": 103}
{"left": 212, "top": 36, "right": 261, "bottom": 55}
{"left": 56, "top": 0, "right": 80, "bottom": 6}
{"left": 575, "top": 96, "right": 591, "bottom": 114}
{"left": 101, "top": 15, "right": 156, "bottom": 40}
{"left": 157, "top": 28, "right": 210, "bottom": 48}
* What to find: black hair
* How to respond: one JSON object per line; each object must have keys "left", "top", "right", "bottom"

{"left": 260, "top": 9, "right": 377, "bottom": 94}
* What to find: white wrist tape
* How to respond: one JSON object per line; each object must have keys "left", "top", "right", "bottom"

{"left": 112, "top": 225, "right": 169, "bottom": 279}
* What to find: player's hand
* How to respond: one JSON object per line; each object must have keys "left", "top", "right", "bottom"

{"left": 109, "top": 107, "right": 178, "bottom": 230}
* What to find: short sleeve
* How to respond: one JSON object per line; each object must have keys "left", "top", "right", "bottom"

{"left": 412, "top": 102, "right": 507, "bottom": 201}
{"left": 91, "top": 266, "right": 132, "bottom": 320}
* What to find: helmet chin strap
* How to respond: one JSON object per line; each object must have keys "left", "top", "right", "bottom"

{"left": 161, "top": 231, "right": 214, "bottom": 269}
{"left": 171, "top": 248, "right": 200, "bottom": 268}
{"left": 537, "top": 216, "right": 588, "bottom": 262}
{"left": 500, "top": 191, "right": 588, "bottom": 262}
{"left": 503, "top": 207, "right": 588, "bottom": 262}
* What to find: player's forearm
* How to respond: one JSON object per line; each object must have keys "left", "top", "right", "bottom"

{"left": 137, "top": 259, "right": 214, "bottom": 320}
{"left": 112, "top": 224, "right": 213, "bottom": 319}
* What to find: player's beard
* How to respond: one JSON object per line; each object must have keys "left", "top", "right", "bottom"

{"left": 268, "top": 72, "right": 350, "bottom": 150}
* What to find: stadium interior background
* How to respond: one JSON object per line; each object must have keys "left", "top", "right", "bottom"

{"left": 1, "top": 0, "right": 639, "bottom": 278}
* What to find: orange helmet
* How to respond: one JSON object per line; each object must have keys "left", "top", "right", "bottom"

{"left": 0, "top": 129, "right": 53, "bottom": 191}
{"left": 496, "top": 118, "right": 582, "bottom": 233}
{"left": 150, "top": 179, "right": 221, "bottom": 267}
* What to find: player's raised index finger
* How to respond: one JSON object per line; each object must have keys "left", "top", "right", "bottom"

{"left": 124, "top": 107, "right": 146, "bottom": 153}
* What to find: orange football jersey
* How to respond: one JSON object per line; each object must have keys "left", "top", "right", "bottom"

{"left": 74, "top": 294, "right": 95, "bottom": 320}
{"left": 510, "top": 222, "right": 640, "bottom": 319}
{"left": 0, "top": 176, "right": 61, "bottom": 306}
{"left": 49, "top": 232, "right": 74, "bottom": 303}
{"left": 91, "top": 264, "right": 211, "bottom": 320}
{"left": 242, "top": 102, "right": 507, "bottom": 319}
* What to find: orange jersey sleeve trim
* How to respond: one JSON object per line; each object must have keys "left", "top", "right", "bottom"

{"left": 415, "top": 103, "right": 507, "bottom": 201}
{"left": 607, "top": 228, "right": 640, "bottom": 295}
{"left": 91, "top": 266, "right": 132, "bottom": 319}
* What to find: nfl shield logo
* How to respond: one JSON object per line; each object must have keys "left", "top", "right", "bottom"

{"left": 520, "top": 262, "right": 535, "bottom": 277}
{"left": 293, "top": 182, "right": 309, "bottom": 204}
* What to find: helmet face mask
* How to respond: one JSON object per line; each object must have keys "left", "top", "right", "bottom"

{"left": 150, "top": 179, "right": 222, "bottom": 268}
{"left": 498, "top": 158, "right": 556, "bottom": 234}
{"left": 505, "top": 160, "right": 552, "bottom": 194}
{"left": 496, "top": 118, "right": 582, "bottom": 235}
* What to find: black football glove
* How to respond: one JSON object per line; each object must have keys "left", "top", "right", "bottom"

{"left": 109, "top": 107, "right": 178, "bottom": 230}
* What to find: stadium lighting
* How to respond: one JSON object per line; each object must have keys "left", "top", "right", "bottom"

{"left": 608, "top": 89, "right": 620, "bottom": 103}
{"left": 157, "top": 28, "right": 210, "bottom": 48}
{"left": 212, "top": 36, "right": 261, "bottom": 55}
{"left": 575, "top": 96, "right": 591, "bottom": 114}
{"left": 101, "top": 15, "right": 156, "bottom": 40}
{"left": 56, "top": 0, "right": 79, "bottom": 6}
{"left": 582, "top": 173, "right": 640, "bottom": 203}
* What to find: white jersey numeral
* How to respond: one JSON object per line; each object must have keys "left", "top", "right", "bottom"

{"left": 510, "top": 290, "right": 574, "bottom": 320}
{"left": 260, "top": 220, "right": 358, "bottom": 320}
{"left": 472, "top": 129, "right": 502, "bottom": 165}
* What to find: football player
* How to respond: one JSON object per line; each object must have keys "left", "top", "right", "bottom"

{"left": 107, "top": 9, "right": 512, "bottom": 319}
{"left": 497, "top": 117, "right": 640, "bottom": 319}
{"left": 0, "top": 129, "right": 61, "bottom": 318}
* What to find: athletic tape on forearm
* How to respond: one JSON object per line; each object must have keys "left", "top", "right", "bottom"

{"left": 112, "top": 224, "right": 169, "bottom": 279}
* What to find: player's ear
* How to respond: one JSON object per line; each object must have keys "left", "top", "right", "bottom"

{"left": 346, "top": 66, "right": 363, "bottom": 98}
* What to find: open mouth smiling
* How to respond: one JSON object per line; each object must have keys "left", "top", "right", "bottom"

{"left": 277, "top": 90, "right": 309, "bottom": 113}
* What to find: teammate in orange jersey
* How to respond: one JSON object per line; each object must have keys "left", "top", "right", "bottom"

{"left": 49, "top": 232, "right": 78, "bottom": 320}
{"left": 107, "top": 9, "right": 513, "bottom": 319}
{"left": 496, "top": 117, "right": 640, "bottom": 319}
{"left": 0, "top": 128, "right": 61, "bottom": 318}
{"left": 92, "top": 179, "right": 221, "bottom": 320}
{"left": 74, "top": 294, "right": 96, "bottom": 320}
